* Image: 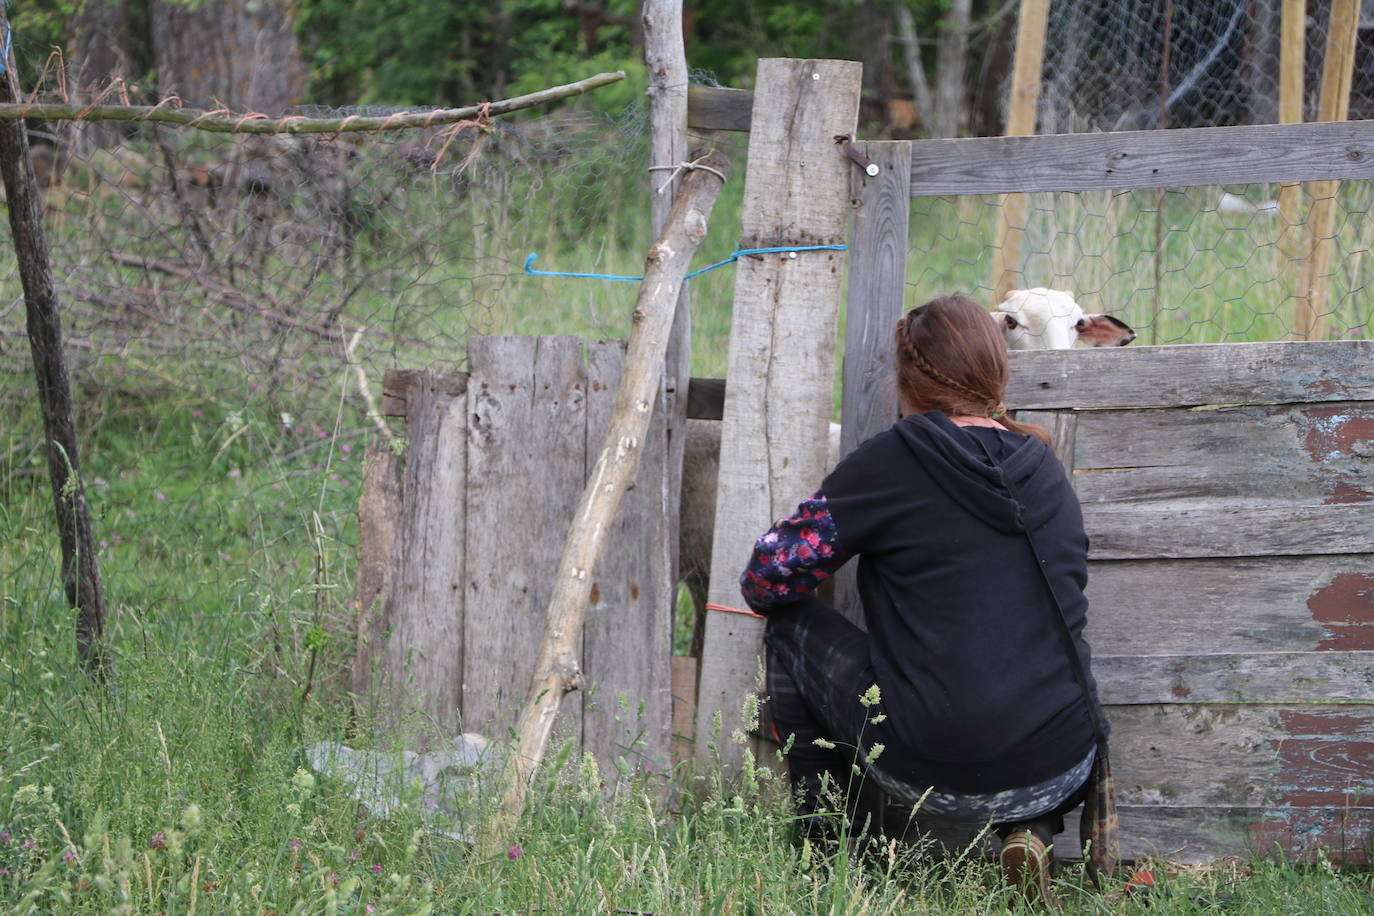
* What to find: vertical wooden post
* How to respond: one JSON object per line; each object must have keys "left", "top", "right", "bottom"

{"left": 990, "top": 0, "right": 1051, "bottom": 302}
{"left": 692, "top": 59, "right": 862, "bottom": 776}
{"left": 1275, "top": 0, "right": 1307, "bottom": 321}
{"left": 833, "top": 140, "right": 912, "bottom": 626}
{"left": 0, "top": 15, "right": 108, "bottom": 676}
{"left": 642, "top": 0, "right": 691, "bottom": 650}
{"left": 1298, "top": 0, "right": 1359, "bottom": 341}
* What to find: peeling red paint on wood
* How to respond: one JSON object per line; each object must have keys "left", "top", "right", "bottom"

{"left": 1246, "top": 809, "right": 1372, "bottom": 865}
{"left": 1298, "top": 406, "right": 1374, "bottom": 505}
{"left": 1268, "top": 709, "right": 1374, "bottom": 808}
{"left": 1309, "top": 573, "right": 1374, "bottom": 650}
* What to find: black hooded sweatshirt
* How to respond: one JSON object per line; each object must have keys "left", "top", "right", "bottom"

{"left": 753, "top": 410, "right": 1101, "bottom": 794}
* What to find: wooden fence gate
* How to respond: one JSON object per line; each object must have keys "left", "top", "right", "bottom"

{"left": 352, "top": 336, "right": 672, "bottom": 778}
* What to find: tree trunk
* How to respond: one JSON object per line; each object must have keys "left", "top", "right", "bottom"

{"left": 151, "top": 0, "right": 306, "bottom": 111}
{"left": 894, "top": 4, "right": 934, "bottom": 135}
{"left": 0, "top": 16, "right": 108, "bottom": 676}
{"left": 933, "top": 0, "right": 973, "bottom": 138}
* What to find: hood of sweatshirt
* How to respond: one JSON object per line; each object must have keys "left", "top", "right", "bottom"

{"left": 891, "top": 411, "right": 1066, "bottom": 534}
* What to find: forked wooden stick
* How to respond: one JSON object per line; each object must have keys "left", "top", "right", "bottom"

{"left": 483, "top": 148, "right": 730, "bottom": 853}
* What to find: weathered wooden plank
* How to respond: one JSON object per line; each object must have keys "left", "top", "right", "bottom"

{"left": 1064, "top": 402, "right": 1374, "bottom": 508}
{"left": 1085, "top": 556, "right": 1374, "bottom": 655}
{"left": 907, "top": 119, "right": 1374, "bottom": 196}
{"left": 380, "top": 371, "right": 468, "bottom": 739}
{"left": 581, "top": 339, "right": 672, "bottom": 778}
{"left": 841, "top": 141, "right": 912, "bottom": 459}
{"left": 836, "top": 140, "right": 912, "bottom": 625}
{"left": 463, "top": 336, "right": 586, "bottom": 739}
{"left": 686, "top": 85, "right": 753, "bottom": 132}
{"left": 351, "top": 443, "right": 404, "bottom": 713}
{"left": 1095, "top": 651, "right": 1374, "bottom": 704}
{"left": 695, "top": 58, "right": 862, "bottom": 773}
{"left": 1061, "top": 804, "right": 1373, "bottom": 865}
{"left": 1006, "top": 340, "right": 1374, "bottom": 410}
{"left": 1080, "top": 502, "right": 1374, "bottom": 559}
{"left": 1102, "top": 704, "right": 1374, "bottom": 810}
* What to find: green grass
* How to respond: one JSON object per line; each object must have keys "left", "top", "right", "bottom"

{"left": 2, "top": 133, "right": 1372, "bottom": 912}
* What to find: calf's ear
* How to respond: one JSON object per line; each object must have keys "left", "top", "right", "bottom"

{"left": 1078, "top": 314, "right": 1136, "bottom": 347}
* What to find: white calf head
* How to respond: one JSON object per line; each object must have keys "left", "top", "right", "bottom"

{"left": 994, "top": 288, "right": 1136, "bottom": 350}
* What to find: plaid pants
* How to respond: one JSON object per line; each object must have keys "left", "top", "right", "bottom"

{"left": 763, "top": 595, "right": 1089, "bottom": 839}
{"left": 762, "top": 596, "right": 896, "bottom": 821}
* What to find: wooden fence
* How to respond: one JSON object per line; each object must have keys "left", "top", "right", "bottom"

{"left": 686, "top": 65, "right": 1374, "bottom": 862}
{"left": 355, "top": 60, "right": 1373, "bottom": 863}
{"left": 352, "top": 336, "right": 673, "bottom": 777}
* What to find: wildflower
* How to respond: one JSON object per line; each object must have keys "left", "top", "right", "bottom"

{"left": 506, "top": 842, "right": 523, "bottom": 861}
{"left": 860, "top": 684, "right": 882, "bottom": 708}
{"left": 811, "top": 737, "right": 836, "bottom": 749}
{"left": 870, "top": 714, "right": 887, "bottom": 724}
{"left": 228, "top": 468, "right": 242, "bottom": 479}
{"left": 149, "top": 833, "right": 167, "bottom": 851}
{"left": 347, "top": 850, "right": 360, "bottom": 863}
{"left": 155, "top": 492, "right": 167, "bottom": 502}
{"left": 371, "top": 862, "right": 382, "bottom": 875}
{"left": 865, "top": 743, "right": 885, "bottom": 764}
{"left": 192, "top": 409, "right": 203, "bottom": 418}
{"left": 62, "top": 848, "right": 76, "bottom": 864}
{"left": 341, "top": 443, "right": 352, "bottom": 455}
{"left": 288, "top": 838, "right": 302, "bottom": 850}
{"left": 22, "top": 839, "right": 37, "bottom": 850}
{"left": 0, "top": 830, "right": 9, "bottom": 843}
{"left": 354, "top": 829, "right": 366, "bottom": 843}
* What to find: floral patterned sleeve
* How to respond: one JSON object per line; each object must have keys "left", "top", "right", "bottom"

{"left": 739, "top": 491, "right": 853, "bottom": 613}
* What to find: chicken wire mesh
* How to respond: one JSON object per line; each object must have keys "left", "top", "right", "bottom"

{"left": 925, "top": 0, "right": 1374, "bottom": 343}
{"left": 1036, "top": 0, "right": 1374, "bottom": 133}
{"left": 906, "top": 183, "right": 1372, "bottom": 344}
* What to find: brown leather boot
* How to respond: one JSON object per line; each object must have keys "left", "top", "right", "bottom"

{"left": 1000, "top": 828, "right": 1060, "bottom": 909}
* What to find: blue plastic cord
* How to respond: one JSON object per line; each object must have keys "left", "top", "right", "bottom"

{"left": 0, "top": 21, "right": 10, "bottom": 76}
{"left": 524, "top": 243, "right": 847, "bottom": 283}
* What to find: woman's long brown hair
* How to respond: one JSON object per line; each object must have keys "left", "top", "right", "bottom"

{"left": 894, "top": 293, "right": 1051, "bottom": 445}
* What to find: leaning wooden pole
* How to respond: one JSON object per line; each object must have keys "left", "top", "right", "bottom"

{"left": 0, "top": 16, "right": 108, "bottom": 675}
{"left": 484, "top": 148, "right": 729, "bottom": 851}
{"left": 1298, "top": 0, "right": 1360, "bottom": 341}
{"left": 990, "top": 0, "right": 1051, "bottom": 302}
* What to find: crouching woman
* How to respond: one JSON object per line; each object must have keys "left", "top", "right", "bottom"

{"left": 739, "top": 293, "right": 1116, "bottom": 905}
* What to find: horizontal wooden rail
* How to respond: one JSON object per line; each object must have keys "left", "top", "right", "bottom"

{"left": 687, "top": 86, "right": 753, "bottom": 132}
{"left": 908, "top": 120, "right": 1374, "bottom": 195}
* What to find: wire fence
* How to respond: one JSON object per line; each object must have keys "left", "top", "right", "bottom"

{"left": 907, "top": 181, "right": 1374, "bottom": 344}
{"left": 1037, "top": 0, "right": 1374, "bottom": 133}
